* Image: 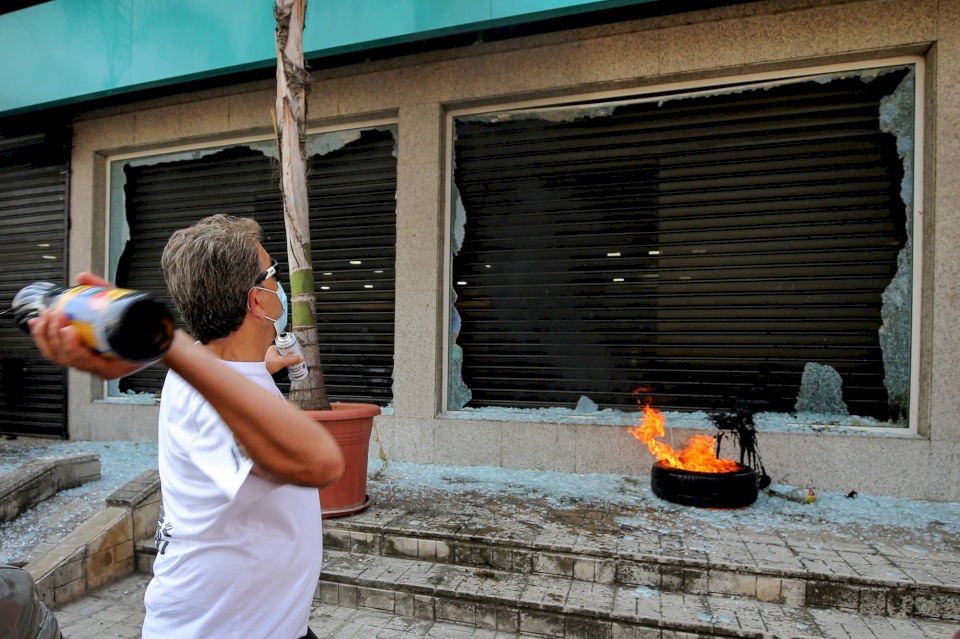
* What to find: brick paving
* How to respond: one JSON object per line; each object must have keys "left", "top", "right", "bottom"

{"left": 9, "top": 447, "right": 956, "bottom": 638}
{"left": 54, "top": 572, "right": 960, "bottom": 638}
{"left": 55, "top": 575, "right": 534, "bottom": 639}
{"left": 54, "top": 574, "right": 147, "bottom": 639}
{"left": 51, "top": 461, "right": 960, "bottom": 639}
{"left": 316, "top": 550, "right": 958, "bottom": 638}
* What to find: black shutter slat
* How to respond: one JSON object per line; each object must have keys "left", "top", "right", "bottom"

{"left": 0, "top": 128, "right": 70, "bottom": 437}
{"left": 118, "top": 130, "right": 396, "bottom": 405}
{"left": 452, "top": 69, "right": 910, "bottom": 419}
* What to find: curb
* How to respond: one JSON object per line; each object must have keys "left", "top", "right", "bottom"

{"left": 0, "top": 453, "right": 101, "bottom": 524}
{"left": 319, "top": 516, "right": 960, "bottom": 623}
{"left": 24, "top": 469, "right": 160, "bottom": 609}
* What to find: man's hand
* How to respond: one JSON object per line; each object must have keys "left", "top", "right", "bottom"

{"left": 265, "top": 344, "right": 304, "bottom": 375}
{"left": 27, "top": 272, "right": 154, "bottom": 380}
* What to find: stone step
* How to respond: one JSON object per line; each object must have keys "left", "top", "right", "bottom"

{"left": 0, "top": 453, "right": 101, "bottom": 524}
{"left": 135, "top": 512, "right": 960, "bottom": 625}
{"left": 321, "top": 516, "right": 960, "bottom": 623}
{"left": 318, "top": 549, "right": 956, "bottom": 639}
{"left": 310, "top": 603, "right": 538, "bottom": 639}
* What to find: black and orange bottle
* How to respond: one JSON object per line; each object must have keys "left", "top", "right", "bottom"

{"left": 12, "top": 282, "right": 175, "bottom": 362}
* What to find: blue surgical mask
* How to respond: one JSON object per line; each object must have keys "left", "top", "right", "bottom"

{"left": 259, "top": 283, "right": 288, "bottom": 335}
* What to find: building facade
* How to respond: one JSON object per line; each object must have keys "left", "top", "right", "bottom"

{"left": 2, "top": 0, "right": 958, "bottom": 500}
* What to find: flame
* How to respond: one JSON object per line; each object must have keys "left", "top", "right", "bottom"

{"left": 627, "top": 405, "right": 740, "bottom": 473}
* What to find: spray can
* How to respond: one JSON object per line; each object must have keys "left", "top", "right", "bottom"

{"left": 12, "top": 282, "right": 175, "bottom": 362}
{"left": 788, "top": 487, "right": 817, "bottom": 503}
{"left": 768, "top": 486, "right": 817, "bottom": 503}
{"left": 275, "top": 331, "right": 308, "bottom": 381}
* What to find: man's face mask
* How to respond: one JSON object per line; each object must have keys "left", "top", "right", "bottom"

{"left": 259, "top": 283, "right": 288, "bottom": 335}
{"left": 252, "top": 258, "right": 288, "bottom": 335}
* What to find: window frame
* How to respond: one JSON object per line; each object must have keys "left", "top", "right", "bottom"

{"left": 442, "top": 56, "right": 924, "bottom": 434}
{"left": 101, "top": 117, "right": 398, "bottom": 404}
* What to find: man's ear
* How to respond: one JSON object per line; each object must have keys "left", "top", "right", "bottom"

{"left": 247, "top": 287, "right": 266, "bottom": 318}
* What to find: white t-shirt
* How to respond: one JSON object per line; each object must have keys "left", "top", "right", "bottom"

{"left": 142, "top": 360, "right": 323, "bottom": 639}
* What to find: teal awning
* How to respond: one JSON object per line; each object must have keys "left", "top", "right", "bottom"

{"left": 0, "top": 0, "right": 663, "bottom": 117}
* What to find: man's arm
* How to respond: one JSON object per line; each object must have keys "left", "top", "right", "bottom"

{"left": 28, "top": 274, "right": 345, "bottom": 489}
{"left": 161, "top": 331, "right": 344, "bottom": 488}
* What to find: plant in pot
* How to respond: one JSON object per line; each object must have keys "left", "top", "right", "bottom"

{"left": 273, "top": 0, "right": 380, "bottom": 518}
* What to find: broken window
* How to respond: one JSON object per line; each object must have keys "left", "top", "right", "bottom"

{"left": 448, "top": 63, "right": 917, "bottom": 428}
{"left": 106, "top": 127, "right": 398, "bottom": 406}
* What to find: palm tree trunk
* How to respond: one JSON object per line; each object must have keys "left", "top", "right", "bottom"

{"left": 274, "top": 0, "right": 330, "bottom": 410}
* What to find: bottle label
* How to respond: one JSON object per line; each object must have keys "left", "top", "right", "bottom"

{"left": 51, "top": 286, "right": 140, "bottom": 357}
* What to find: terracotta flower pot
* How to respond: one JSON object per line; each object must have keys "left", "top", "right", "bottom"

{"left": 307, "top": 402, "right": 381, "bottom": 519}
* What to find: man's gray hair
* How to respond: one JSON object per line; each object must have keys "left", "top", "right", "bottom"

{"left": 161, "top": 214, "right": 263, "bottom": 343}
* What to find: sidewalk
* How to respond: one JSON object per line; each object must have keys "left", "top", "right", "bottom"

{"left": 49, "top": 458, "right": 960, "bottom": 638}
{"left": 55, "top": 576, "right": 547, "bottom": 639}
{"left": 54, "top": 573, "right": 960, "bottom": 639}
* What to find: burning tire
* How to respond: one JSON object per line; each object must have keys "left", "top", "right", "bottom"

{"left": 651, "top": 460, "right": 758, "bottom": 508}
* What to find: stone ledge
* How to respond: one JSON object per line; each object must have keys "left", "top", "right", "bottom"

{"left": 0, "top": 453, "right": 101, "bottom": 523}
{"left": 134, "top": 505, "right": 960, "bottom": 623}
{"left": 27, "top": 506, "right": 133, "bottom": 608}
{"left": 318, "top": 549, "right": 951, "bottom": 639}
{"left": 21, "top": 472, "right": 162, "bottom": 610}
{"left": 105, "top": 469, "right": 159, "bottom": 508}
{"left": 318, "top": 519, "right": 960, "bottom": 622}
{"left": 107, "top": 469, "right": 161, "bottom": 542}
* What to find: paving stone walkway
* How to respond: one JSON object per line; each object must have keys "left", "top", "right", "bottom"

{"left": 52, "top": 455, "right": 960, "bottom": 639}
{"left": 54, "top": 575, "right": 532, "bottom": 639}
{"left": 17, "top": 446, "right": 959, "bottom": 639}
{"left": 53, "top": 572, "right": 960, "bottom": 639}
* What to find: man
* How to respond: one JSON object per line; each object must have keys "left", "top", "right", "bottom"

{"left": 29, "top": 214, "right": 344, "bottom": 639}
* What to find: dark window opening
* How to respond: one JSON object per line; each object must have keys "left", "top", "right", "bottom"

{"left": 451, "top": 69, "right": 911, "bottom": 422}
{"left": 115, "top": 128, "right": 397, "bottom": 406}
{"left": 0, "top": 127, "right": 70, "bottom": 437}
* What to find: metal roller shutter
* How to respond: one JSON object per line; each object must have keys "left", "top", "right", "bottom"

{"left": 117, "top": 128, "right": 396, "bottom": 405}
{"left": 0, "top": 129, "right": 70, "bottom": 438}
{"left": 452, "top": 69, "right": 910, "bottom": 420}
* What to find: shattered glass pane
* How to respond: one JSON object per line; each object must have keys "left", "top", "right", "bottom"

{"left": 448, "top": 64, "right": 916, "bottom": 428}
{"left": 877, "top": 68, "right": 916, "bottom": 424}
{"left": 794, "top": 363, "right": 849, "bottom": 415}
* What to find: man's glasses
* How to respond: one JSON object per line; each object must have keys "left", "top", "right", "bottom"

{"left": 255, "top": 258, "right": 282, "bottom": 285}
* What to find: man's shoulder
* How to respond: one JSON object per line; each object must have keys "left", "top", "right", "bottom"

{"left": 159, "top": 368, "right": 208, "bottom": 419}
{"left": 160, "top": 367, "right": 200, "bottom": 397}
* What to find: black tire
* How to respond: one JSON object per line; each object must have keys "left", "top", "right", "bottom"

{"left": 650, "top": 461, "right": 758, "bottom": 508}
